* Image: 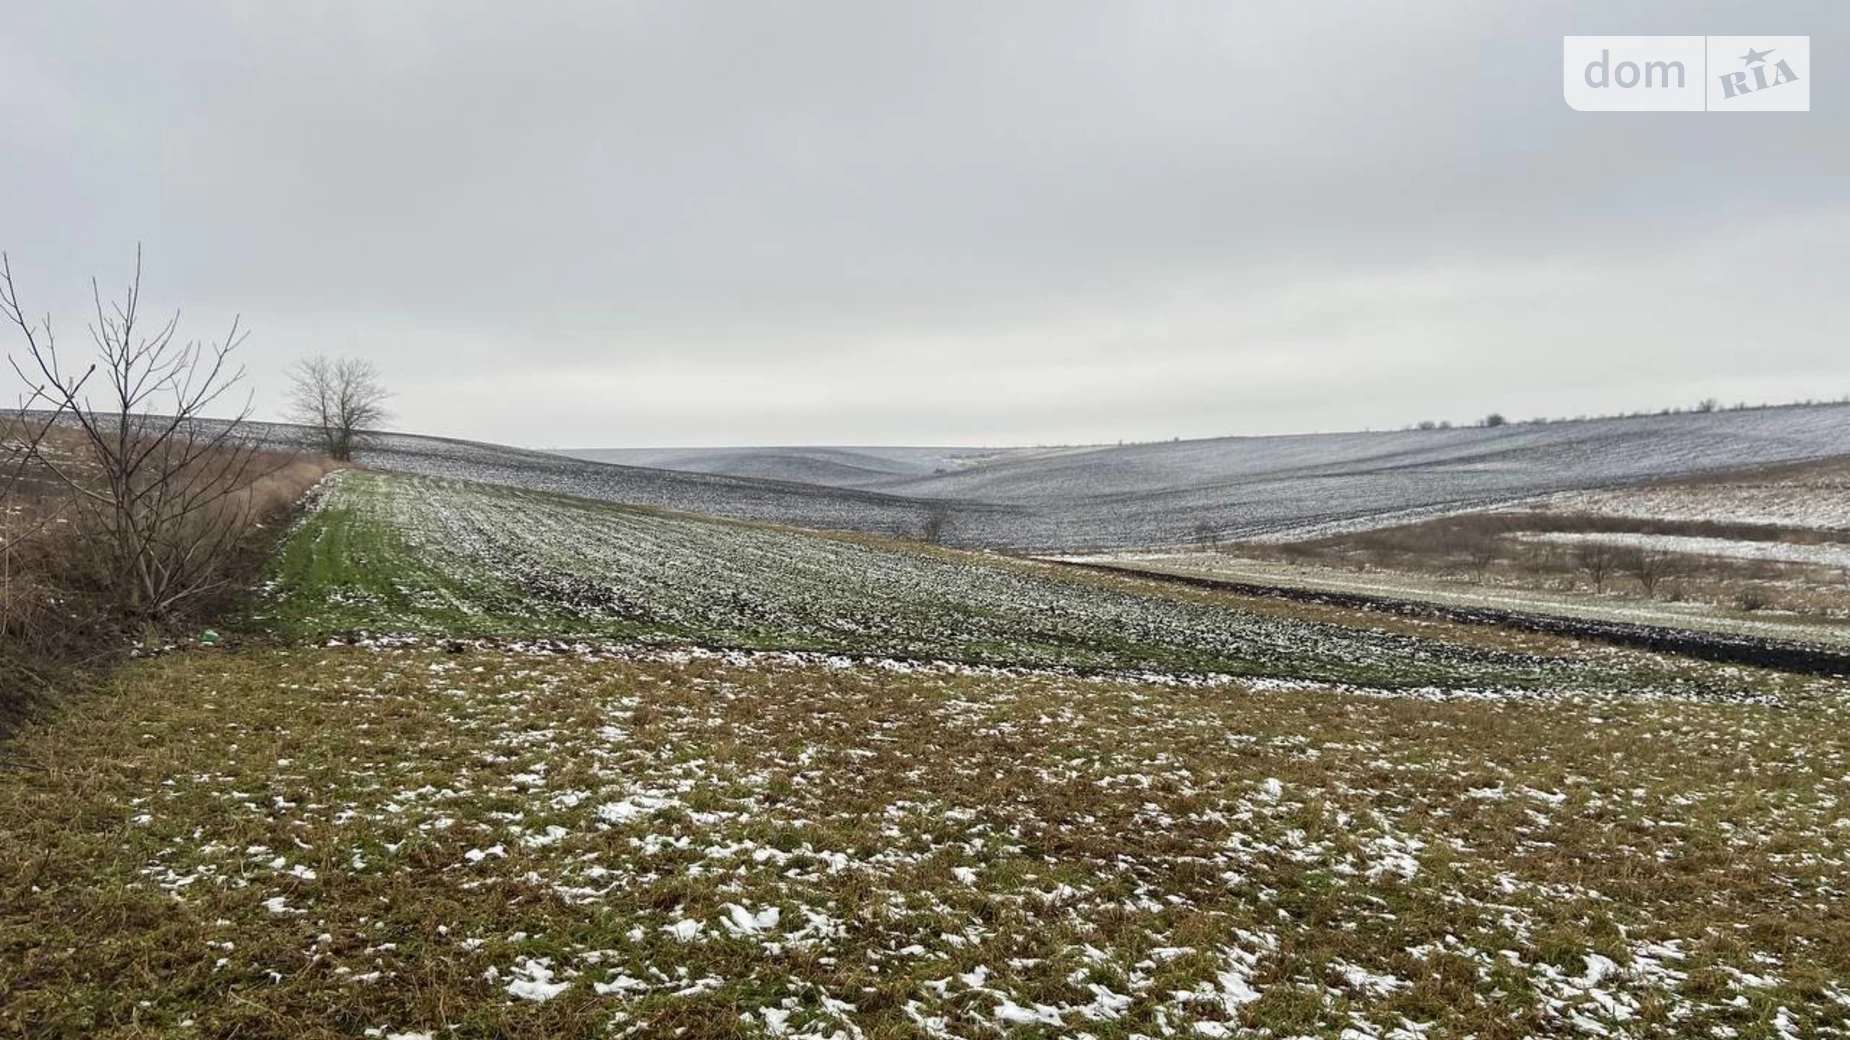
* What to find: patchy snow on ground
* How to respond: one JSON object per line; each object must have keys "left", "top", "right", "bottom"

{"left": 1534, "top": 464, "right": 1850, "bottom": 534}
{"left": 113, "top": 645, "right": 1850, "bottom": 1038}
{"left": 1517, "top": 531, "right": 1850, "bottom": 570}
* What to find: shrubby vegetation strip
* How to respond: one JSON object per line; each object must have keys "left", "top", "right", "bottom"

{"left": 1059, "top": 560, "right": 1850, "bottom": 677}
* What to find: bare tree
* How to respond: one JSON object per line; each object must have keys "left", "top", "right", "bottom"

{"left": 920, "top": 502, "right": 952, "bottom": 545}
{"left": 1576, "top": 542, "right": 1618, "bottom": 594}
{"left": 2, "top": 248, "right": 268, "bottom": 621}
{"left": 1618, "top": 548, "right": 1678, "bottom": 598}
{"left": 1464, "top": 531, "right": 1502, "bottom": 582}
{"left": 286, "top": 355, "right": 390, "bottom": 461}
{"left": 1192, "top": 520, "right": 1218, "bottom": 552}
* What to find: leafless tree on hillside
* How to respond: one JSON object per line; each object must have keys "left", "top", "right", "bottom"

{"left": 1464, "top": 530, "right": 1502, "bottom": 582}
{"left": 286, "top": 354, "right": 390, "bottom": 461}
{"left": 1619, "top": 548, "right": 1678, "bottom": 598}
{"left": 920, "top": 502, "right": 951, "bottom": 545}
{"left": 1576, "top": 541, "right": 1618, "bottom": 594}
{"left": 2, "top": 247, "right": 270, "bottom": 620}
{"left": 1192, "top": 520, "right": 1219, "bottom": 552}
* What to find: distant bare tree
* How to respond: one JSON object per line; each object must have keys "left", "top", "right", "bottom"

{"left": 1192, "top": 520, "right": 1218, "bottom": 552}
{"left": 1464, "top": 531, "right": 1502, "bottom": 582}
{"left": 1619, "top": 548, "right": 1678, "bottom": 598}
{"left": 920, "top": 502, "right": 951, "bottom": 545}
{"left": 1576, "top": 542, "right": 1618, "bottom": 594}
{"left": 286, "top": 355, "right": 390, "bottom": 461}
{"left": 2, "top": 248, "right": 267, "bottom": 620}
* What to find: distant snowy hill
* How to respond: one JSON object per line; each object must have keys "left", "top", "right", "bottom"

{"left": 556, "top": 445, "right": 1054, "bottom": 489}
{"left": 208, "top": 403, "right": 1850, "bottom": 552}
{"left": 549, "top": 404, "right": 1850, "bottom": 550}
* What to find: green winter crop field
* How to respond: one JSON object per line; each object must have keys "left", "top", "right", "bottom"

{"left": 256, "top": 471, "right": 1765, "bottom": 698}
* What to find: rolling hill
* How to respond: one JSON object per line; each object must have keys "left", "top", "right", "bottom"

{"left": 558, "top": 445, "right": 1052, "bottom": 488}
{"left": 231, "top": 420, "right": 994, "bottom": 540}
{"left": 197, "top": 403, "right": 1850, "bottom": 553}
{"left": 543, "top": 403, "right": 1850, "bottom": 551}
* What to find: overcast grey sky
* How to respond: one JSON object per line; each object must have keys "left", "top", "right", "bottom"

{"left": 2, "top": 1, "right": 1844, "bottom": 447}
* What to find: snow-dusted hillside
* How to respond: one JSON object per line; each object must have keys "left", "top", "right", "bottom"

{"left": 556, "top": 445, "right": 1054, "bottom": 489}
{"left": 554, "top": 404, "right": 1850, "bottom": 551}
{"left": 216, "top": 403, "right": 1850, "bottom": 553}
{"left": 231, "top": 420, "right": 997, "bottom": 540}
{"left": 1530, "top": 456, "right": 1850, "bottom": 533}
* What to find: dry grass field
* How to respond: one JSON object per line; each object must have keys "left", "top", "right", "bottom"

{"left": 3, "top": 643, "right": 1847, "bottom": 1039}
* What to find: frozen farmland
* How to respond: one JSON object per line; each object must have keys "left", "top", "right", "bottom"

{"left": 263, "top": 470, "right": 1745, "bottom": 698}
{"left": 6, "top": 467, "right": 1846, "bottom": 1039}
{"left": 268, "top": 403, "right": 1850, "bottom": 551}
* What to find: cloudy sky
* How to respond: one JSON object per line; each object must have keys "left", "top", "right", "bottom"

{"left": 2, "top": 1, "right": 1844, "bottom": 447}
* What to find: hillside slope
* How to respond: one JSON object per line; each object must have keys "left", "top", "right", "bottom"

{"left": 233, "top": 420, "right": 1000, "bottom": 540}
{"left": 559, "top": 445, "right": 1055, "bottom": 488}
{"left": 553, "top": 404, "right": 1850, "bottom": 550}
{"left": 148, "top": 404, "right": 1850, "bottom": 553}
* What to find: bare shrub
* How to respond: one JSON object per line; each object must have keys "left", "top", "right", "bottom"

{"left": 1, "top": 420, "right": 332, "bottom": 729}
{"left": 1618, "top": 548, "right": 1679, "bottom": 598}
{"left": 1279, "top": 541, "right": 1324, "bottom": 563}
{"left": 1463, "top": 527, "right": 1504, "bottom": 582}
{"left": 920, "top": 502, "right": 951, "bottom": 545}
{"left": 1733, "top": 587, "right": 1771, "bottom": 612}
{"left": 1576, "top": 542, "right": 1618, "bottom": 593}
{"left": 1192, "top": 520, "right": 1218, "bottom": 552}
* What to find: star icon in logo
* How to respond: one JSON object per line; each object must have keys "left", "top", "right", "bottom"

{"left": 1739, "top": 46, "right": 1775, "bottom": 66}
